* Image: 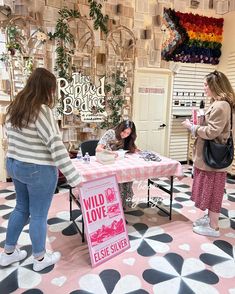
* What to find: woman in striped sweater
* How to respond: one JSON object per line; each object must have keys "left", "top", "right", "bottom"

{"left": 0, "top": 68, "right": 82, "bottom": 271}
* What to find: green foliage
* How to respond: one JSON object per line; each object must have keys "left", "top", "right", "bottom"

{"left": 48, "top": 8, "right": 79, "bottom": 80}
{"left": 5, "top": 25, "right": 22, "bottom": 55}
{"left": 0, "top": 52, "right": 9, "bottom": 64}
{"left": 99, "top": 71, "right": 126, "bottom": 129}
{"left": 58, "top": 8, "right": 80, "bottom": 19}
{"left": 88, "top": 0, "right": 109, "bottom": 34}
{"left": 50, "top": 4, "right": 109, "bottom": 80}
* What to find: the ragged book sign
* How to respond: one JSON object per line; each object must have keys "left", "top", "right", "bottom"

{"left": 79, "top": 175, "right": 130, "bottom": 267}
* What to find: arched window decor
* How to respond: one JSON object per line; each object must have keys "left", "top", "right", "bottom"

{"left": 67, "top": 16, "right": 96, "bottom": 82}
{"left": 103, "top": 25, "right": 136, "bottom": 129}
{"left": 50, "top": 6, "right": 108, "bottom": 81}
{"left": 4, "top": 16, "right": 48, "bottom": 99}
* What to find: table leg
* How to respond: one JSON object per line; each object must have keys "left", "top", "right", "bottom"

{"left": 147, "top": 179, "right": 151, "bottom": 207}
{"left": 148, "top": 176, "right": 174, "bottom": 220}
{"left": 69, "top": 190, "right": 73, "bottom": 221}
{"left": 169, "top": 176, "right": 173, "bottom": 220}
{"left": 69, "top": 187, "right": 85, "bottom": 242}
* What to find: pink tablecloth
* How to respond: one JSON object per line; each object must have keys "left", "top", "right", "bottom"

{"left": 72, "top": 153, "right": 183, "bottom": 183}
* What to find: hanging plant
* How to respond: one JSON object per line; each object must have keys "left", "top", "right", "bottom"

{"left": 88, "top": 0, "right": 109, "bottom": 34}
{"left": 98, "top": 70, "right": 127, "bottom": 129}
{"left": 5, "top": 25, "right": 22, "bottom": 55}
{"left": 49, "top": 4, "right": 109, "bottom": 80}
{"left": 4, "top": 25, "right": 47, "bottom": 56}
{"left": 48, "top": 8, "right": 80, "bottom": 80}
{"left": 0, "top": 24, "right": 47, "bottom": 81}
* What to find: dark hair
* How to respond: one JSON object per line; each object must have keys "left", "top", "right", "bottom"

{"left": 6, "top": 68, "right": 56, "bottom": 129}
{"left": 114, "top": 120, "right": 137, "bottom": 153}
{"left": 205, "top": 70, "right": 235, "bottom": 107}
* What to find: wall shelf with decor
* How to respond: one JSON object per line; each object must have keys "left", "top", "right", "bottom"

{"left": 172, "top": 91, "right": 206, "bottom": 117}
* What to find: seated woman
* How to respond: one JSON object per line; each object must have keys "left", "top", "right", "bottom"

{"left": 96, "top": 120, "right": 138, "bottom": 208}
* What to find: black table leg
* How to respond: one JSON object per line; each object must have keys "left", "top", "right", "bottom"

{"left": 69, "top": 187, "right": 85, "bottom": 242}
{"left": 148, "top": 176, "right": 174, "bottom": 220}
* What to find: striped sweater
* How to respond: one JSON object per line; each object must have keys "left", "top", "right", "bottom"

{"left": 6, "top": 104, "right": 82, "bottom": 187}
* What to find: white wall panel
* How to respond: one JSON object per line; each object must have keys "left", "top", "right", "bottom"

{"left": 169, "top": 63, "right": 216, "bottom": 161}
{"left": 227, "top": 52, "right": 235, "bottom": 89}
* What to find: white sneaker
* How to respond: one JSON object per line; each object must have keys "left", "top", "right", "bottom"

{"left": 0, "top": 248, "right": 27, "bottom": 266}
{"left": 33, "top": 251, "right": 61, "bottom": 272}
{"left": 193, "top": 215, "right": 210, "bottom": 227}
{"left": 193, "top": 224, "right": 220, "bottom": 237}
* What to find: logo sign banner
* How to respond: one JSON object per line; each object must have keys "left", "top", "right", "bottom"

{"left": 57, "top": 72, "right": 106, "bottom": 122}
{"left": 79, "top": 175, "right": 130, "bottom": 267}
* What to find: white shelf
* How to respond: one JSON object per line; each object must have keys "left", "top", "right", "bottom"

{"left": 172, "top": 108, "right": 191, "bottom": 117}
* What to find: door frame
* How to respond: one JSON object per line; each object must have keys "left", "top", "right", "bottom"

{"left": 132, "top": 68, "right": 173, "bottom": 157}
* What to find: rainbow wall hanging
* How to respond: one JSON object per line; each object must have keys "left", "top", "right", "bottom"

{"left": 161, "top": 8, "right": 224, "bottom": 64}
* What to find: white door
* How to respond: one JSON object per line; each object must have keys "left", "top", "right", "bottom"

{"left": 133, "top": 70, "right": 172, "bottom": 156}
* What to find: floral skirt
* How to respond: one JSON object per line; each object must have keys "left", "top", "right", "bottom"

{"left": 118, "top": 182, "right": 134, "bottom": 208}
{"left": 191, "top": 167, "right": 226, "bottom": 213}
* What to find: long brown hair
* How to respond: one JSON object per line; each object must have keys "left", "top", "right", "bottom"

{"left": 6, "top": 68, "right": 56, "bottom": 129}
{"left": 114, "top": 120, "right": 137, "bottom": 153}
{"left": 205, "top": 70, "right": 235, "bottom": 108}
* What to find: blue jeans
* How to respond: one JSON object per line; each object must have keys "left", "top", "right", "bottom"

{"left": 5, "top": 158, "right": 58, "bottom": 258}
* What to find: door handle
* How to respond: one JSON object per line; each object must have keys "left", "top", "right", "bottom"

{"left": 159, "top": 123, "right": 166, "bottom": 128}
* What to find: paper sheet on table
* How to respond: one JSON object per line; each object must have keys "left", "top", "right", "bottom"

{"left": 96, "top": 150, "right": 116, "bottom": 165}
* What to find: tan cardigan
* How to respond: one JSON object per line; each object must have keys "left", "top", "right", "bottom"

{"left": 193, "top": 100, "right": 234, "bottom": 172}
